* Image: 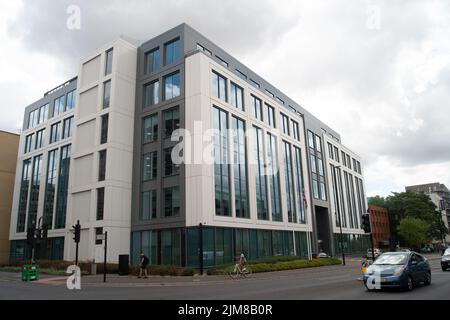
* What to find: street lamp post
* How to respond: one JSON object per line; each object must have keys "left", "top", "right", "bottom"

{"left": 332, "top": 164, "right": 346, "bottom": 266}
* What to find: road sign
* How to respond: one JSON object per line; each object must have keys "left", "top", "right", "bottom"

{"left": 96, "top": 234, "right": 105, "bottom": 241}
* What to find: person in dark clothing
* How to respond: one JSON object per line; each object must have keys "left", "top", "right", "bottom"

{"left": 138, "top": 252, "right": 149, "bottom": 278}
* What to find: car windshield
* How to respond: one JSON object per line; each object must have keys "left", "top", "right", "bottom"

{"left": 373, "top": 253, "right": 408, "bottom": 265}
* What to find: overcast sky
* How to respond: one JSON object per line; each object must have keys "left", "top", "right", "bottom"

{"left": 1, "top": 0, "right": 449, "bottom": 197}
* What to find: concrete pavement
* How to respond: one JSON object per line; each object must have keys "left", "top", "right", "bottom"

{"left": 0, "top": 255, "right": 448, "bottom": 299}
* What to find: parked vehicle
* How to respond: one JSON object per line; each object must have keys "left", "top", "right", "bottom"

{"left": 363, "top": 251, "right": 431, "bottom": 291}
{"left": 441, "top": 248, "right": 450, "bottom": 271}
{"left": 317, "top": 252, "right": 331, "bottom": 259}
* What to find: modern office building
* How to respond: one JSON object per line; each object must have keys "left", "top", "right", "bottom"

{"left": 9, "top": 24, "right": 368, "bottom": 266}
{"left": 405, "top": 183, "right": 450, "bottom": 244}
{"left": 0, "top": 131, "right": 19, "bottom": 264}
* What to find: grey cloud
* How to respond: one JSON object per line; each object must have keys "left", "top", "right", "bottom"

{"left": 8, "top": 0, "right": 301, "bottom": 72}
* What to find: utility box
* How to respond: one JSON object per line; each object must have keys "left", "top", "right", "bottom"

{"left": 22, "top": 264, "right": 40, "bottom": 282}
{"left": 118, "top": 255, "right": 129, "bottom": 276}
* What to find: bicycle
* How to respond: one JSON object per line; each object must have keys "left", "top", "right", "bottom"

{"left": 228, "top": 263, "right": 252, "bottom": 279}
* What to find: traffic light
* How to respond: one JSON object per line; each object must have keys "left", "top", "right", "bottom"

{"left": 361, "top": 213, "right": 371, "bottom": 233}
{"left": 73, "top": 220, "right": 81, "bottom": 243}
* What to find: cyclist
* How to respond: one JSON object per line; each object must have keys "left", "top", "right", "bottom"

{"left": 236, "top": 251, "right": 247, "bottom": 272}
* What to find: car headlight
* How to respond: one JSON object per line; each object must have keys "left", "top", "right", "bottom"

{"left": 365, "top": 267, "right": 374, "bottom": 275}
{"left": 393, "top": 266, "right": 405, "bottom": 276}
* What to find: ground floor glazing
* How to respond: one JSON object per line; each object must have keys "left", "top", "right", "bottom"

{"left": 131, "top": 226, "right": 312, "bottom": 267}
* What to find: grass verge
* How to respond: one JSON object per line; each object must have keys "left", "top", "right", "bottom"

{"left": 207, "top": 258, "right": 341, "bottom": 275}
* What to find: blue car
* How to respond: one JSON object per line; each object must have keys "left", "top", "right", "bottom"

{"left": 363, "top": 251, "right": 431, "bottom": 291}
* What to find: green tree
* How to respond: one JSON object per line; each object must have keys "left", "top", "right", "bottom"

{"left": 385, "top": 191, "right": 448, "bottom": 242}
{"left": 368, "top": 195, "right": 387, "bottom": 207}
{"left": 398, "top": 217, "right": 429, "bottom": 248}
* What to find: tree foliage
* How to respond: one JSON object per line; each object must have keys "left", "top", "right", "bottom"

{"left": 385, "top": 192, "right": 448, "bottom": 242}
{"left": 368, "top": 195, "right": 387, "bottom": 208}
{"left": 398, "top": 218, "right": 429, "bottom": 247}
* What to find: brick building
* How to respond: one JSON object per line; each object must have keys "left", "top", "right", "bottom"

{"left": 368, "top": 205, "right": 390, "bottom": 248}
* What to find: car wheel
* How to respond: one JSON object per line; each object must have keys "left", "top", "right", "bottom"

{"left": 442, "top": 267, "right": 447, "bottom": 272}
{"left": 424, "top": 272, "right": 431, "bottom": 285}
{"left": 406, "top": 276, "right": 414, "bottom": 291}
{"left": 364, "top": 283, "right": 374, "bottom": 292}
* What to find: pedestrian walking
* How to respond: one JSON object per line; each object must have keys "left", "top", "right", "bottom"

{"left": 138, "top": 252, "right": 149, "bottom": 279}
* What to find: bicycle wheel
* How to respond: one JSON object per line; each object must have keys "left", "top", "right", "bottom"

{"left": 242, "top": 266, "right": 252, "bottom": 278}
{"left": 228, "top": 269, "right": 239, "bottom": 279}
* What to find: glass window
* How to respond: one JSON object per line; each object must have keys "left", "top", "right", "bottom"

{"left": 164, "top": 186, "right": 180, "bottom": 217}
{"left": 95, "top": 227, "right": 103, "bottom": 245}
{"left": 105, "top": 49, "right": 113, "bottom": 75}
{"left": 318, "top": 157, "right": 324, "bottom": 176}
{"left": 232, "top": 117, "right": 249, "bottom": 219}
{"left": 54, "top": 145, "right": 71, "bottom": 229}
{"left": 308, "top": 131, "right": 315, "bottom": 149}
{"left": 281, "top": 113, "right": 290, "bottom": 135}
{"left": 35, "top": 129, "right": 45, "bottom": 149}
{"left": 66, "top": 90, "right": 76, "bottom": 110}
{"left": 96, "top": 187, "right": 105, "bottom": 220}
{"left": 54, "top": 95, "right": 66, "bottom": 116}
{"left": 103, "top": 80, "right": 111, "bottom": 109}
{"left": 16, "top": 159, "right": 32, "bottom": 232}
{"left": 28, "top": 110, "right": 37, "bottom": 129}
{"left": 164, "top": 72, "right": 181, "bottom": 101}
{"left": 143, "top": 151, "right": 157, "bottom": 181}
{"left": 253, "top": 126, "right": 268, "bottom": 220}
{"left": 315, "top": 135, "right": 322, "bottom": 153}
{"left": 62, "top": 116, "right": 74, "bottom": 139}
{"left": 267, "top": 133, "right": 282, "bottom": 221}
{"left": 249, "top": 79, "right": 260, "bottom": 88}
{"left": 50, "top": 122, "right": 61, "bottom": 144}
{"left": 328, "top": 143, "right": 334, "bottom": 160}
{"left": 196, "top": 43, "right": 212, "bottom": 55}
{"left": 294, "top": 147, "right": 306, "bottom": 224}
{"left": 334, "top": 146, "right": 340, "bottom": 163}
{"left": 235, "top": 69, "right": 247, "bottom": 80}
{"left": 144, "top": 80, "right": 159, "bottom": 107}
{"left": 164, "top": 38, "right": 180, "bottom": 65}
{"left": 39, "top": 104, "right": 49, "bottom": 123}
{"left": 164, "top": 147, "right": 180, "bottom": 176}
{"left": 163, "top": 106, "right": 180, "bottom": 138}
{"left": 230, "top": 82, "right": 244, "bottom": 111}
{"left": 145, "top": 48, "right": 160, "bottom": 74}
{"left": 320, "top": 181, "right": 327, "bottom": 201}
{"left": 213, "top": 107, "right": 231, "bottom": 217}
{"left": 216, "top": 55, "right": 228, "bottom": 67}
{"left": 310, "top": 154, "right": 317, "bottom": 173}
{"left": 25, "top": 134, "right": 34, "bottom": 153}
{"left": 265, "top": 89, "right": 274, "bottom": 98}
{"left": 342, "top": 151, "right": 347, "bottom": 166}
{"left": 27, "top": 155, "right": 43, "bottom": 228}
{"left": 312, "top": 179, "right": 319, "bottom": 199}
{"left": 266, "top": 104, "right": 275, "bottom": 128}
{"left": 98, "top": 150, "right": 107, "bottom": 181}
{"left": 211, "top": 71, "right": 227, "bottom": 101}
{"left": 251, "top": 95, "right": 263, "bottom": 121}
{"left": 292, "top": 120, "right": 300, "bottom": 141}
{"left": 43, "top": 149, "right": 58, "bottom": 228}
{"left": 141, "top": 190, "right": 157, "bottom": 221}
{"left": 143, "top": 114, "right": 158, "bottom": 143}
{"left": 100, "top": 114, "right": 108, "bottom": 144}
{"left": 283, "top": 141, "right": 296, "bottom": 223}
